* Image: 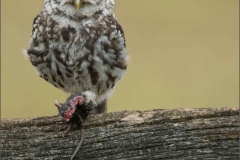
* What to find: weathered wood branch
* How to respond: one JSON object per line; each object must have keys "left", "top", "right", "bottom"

{"left": 1, "top": 107, "right": 239, "bottom": 160}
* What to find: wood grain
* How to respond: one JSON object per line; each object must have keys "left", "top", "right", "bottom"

{"left": 1, "top": 107, "right": 239, "bottom": 160}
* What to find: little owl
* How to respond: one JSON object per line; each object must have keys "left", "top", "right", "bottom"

{"left": 24, "top": 0, "right": 128, "bottom": 114}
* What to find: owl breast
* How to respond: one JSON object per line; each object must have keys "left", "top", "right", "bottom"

{"left": 26, "top": 11, "right": 128, "bottom": 103}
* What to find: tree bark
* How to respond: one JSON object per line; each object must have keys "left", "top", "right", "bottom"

{"left": 1, "top": 107, "right": 239, "bottom": 160}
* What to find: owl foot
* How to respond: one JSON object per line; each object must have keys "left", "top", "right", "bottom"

{"left": 90, "top": 100, "right": 107, "bottom": 114}
{"left": 82, "top": 91, "right": 97, "bottom": 108}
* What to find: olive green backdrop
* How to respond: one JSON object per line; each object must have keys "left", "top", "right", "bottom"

{"left": 2, "top": 0, "right": 239, "bottom": 118}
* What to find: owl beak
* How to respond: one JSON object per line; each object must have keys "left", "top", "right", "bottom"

{"left": 74, "top": 0, "right": 81, "bottom": 10}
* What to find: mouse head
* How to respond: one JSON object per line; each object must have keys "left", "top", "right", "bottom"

{"left": 54, "top": 95, "right": 85, "bottom": 121}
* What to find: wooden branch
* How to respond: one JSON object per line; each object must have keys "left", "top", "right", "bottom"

{"left": 1, "top": 107, "right": 239, "bottom": 160}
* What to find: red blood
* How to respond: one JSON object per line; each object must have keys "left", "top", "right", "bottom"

{"left": 72, "top": 96, "right": 85, "bottom": 107}
{"left": 63, "top": 96, "right": 85, "bottom": 121}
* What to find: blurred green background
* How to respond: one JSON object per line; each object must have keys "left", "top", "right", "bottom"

{"left": 1, "top": 0, "right": 239, "bottom": 118}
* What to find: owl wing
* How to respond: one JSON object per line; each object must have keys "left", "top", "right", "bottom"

{"left": 25, "top": 12, "right": 71, "bottom": 88}
{"left": 98, "top": 14, "right": 128, "bottom": 70}
{"left": 25, "top": 13, "right": 49, "bottom": 76}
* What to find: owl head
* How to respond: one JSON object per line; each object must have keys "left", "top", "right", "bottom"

{"left": 60, "top": 0, "right": 115, "bottom": 9}
{"left": 45, "top": 0, "right": 115, "bottom": 17}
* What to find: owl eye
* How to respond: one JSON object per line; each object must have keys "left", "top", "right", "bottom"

{"left": 82, "top": 1, "right": 92, "bottom": 5}
{"left": 83, "top": 0, "right": 97, "bottom": 5}
{"left": 60, "top": 0, "right": 73, "bottom": 6}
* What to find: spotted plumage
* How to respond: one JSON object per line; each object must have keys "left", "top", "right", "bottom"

{"left": 24, "top": 0, "right": 128, "bottom": 113}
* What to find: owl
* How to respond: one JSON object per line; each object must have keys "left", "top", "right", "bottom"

{"left": 24, "top": 0, "right": 128, "bottom": 114}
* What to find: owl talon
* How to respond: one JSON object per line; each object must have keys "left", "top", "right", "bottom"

{"left": 82, "top": 91, "right": 97, "bottom": 108}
